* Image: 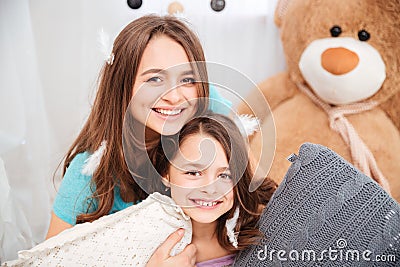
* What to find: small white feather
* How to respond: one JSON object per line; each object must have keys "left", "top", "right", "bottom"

{"left": 172, "top": 10, "right": 186, "bottom": 19}
{"left": 97, "top": 28, "right": 114, "bottom": 65}
{"left": 225, "top": 207, "right": 240, "bottom": 248}
{"left": 235, "top": 114, "right": 260, "bottom": 137}
{"left": 82, "top": 141, "right": 107, "bottom": 176}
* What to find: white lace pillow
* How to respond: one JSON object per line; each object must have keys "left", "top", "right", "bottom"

{"left": 3, "top": 193, "right": 192, "bottom": 266}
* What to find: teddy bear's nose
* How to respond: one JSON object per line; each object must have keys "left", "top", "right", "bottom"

{"left": 321, "top": 47, "right": 359, "bottom": 75}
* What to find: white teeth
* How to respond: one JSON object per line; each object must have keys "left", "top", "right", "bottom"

{"left": 194, "top": 200, "right": 219, "bottom": 207}
{"left": 154, "top": 108, "right": 182, "bottom": 115}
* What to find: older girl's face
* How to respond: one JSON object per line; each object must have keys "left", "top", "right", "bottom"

{"left": 130, "top": 35, "right": 199, "bottom": 135}
{"left": 164, "top": 134, "right": 234, "bottom": 224}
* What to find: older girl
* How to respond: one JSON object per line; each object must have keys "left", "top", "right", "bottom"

{"left": 47, "top": 15, "right": 228, "bottom": 266}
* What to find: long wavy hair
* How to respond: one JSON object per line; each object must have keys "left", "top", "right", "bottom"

{"left": 60, "top": 15, "right": 209, "bottom": 224}
{"left": 151, "top": 113, "right": 277, "bottom": 252}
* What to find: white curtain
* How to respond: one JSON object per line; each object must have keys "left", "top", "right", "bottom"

{"left": 0, "top": 0, "right": 51, "bottom": 262}
{"left": 0, "top": 0, "right": 285, "bottom": 262}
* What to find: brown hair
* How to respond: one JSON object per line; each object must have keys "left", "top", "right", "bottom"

{"left": 60, "top": 15, "right": 209, "bottom": 224}
{"left": 152, "top": 112, "right": 277, "bottom": 252}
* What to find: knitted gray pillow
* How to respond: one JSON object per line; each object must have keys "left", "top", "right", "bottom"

{"left": 235, "top": 143, "right": 400, "bottom": 266}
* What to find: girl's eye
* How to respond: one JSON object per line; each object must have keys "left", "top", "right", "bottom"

{"left": 146, "top": 76, "right": 162, "bottom": 83}
{"left": 218, "top": 173, "right": 232, "bottom": 180}
{"left": 186, "top": 171, "right": 202, "bottom": 177}
{"left": 181, "top": 77, "right": 196, "bottom": 85}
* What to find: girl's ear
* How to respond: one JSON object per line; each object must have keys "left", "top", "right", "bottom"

{"left": 161, "top": 175, "right": 170, "bottom": 188}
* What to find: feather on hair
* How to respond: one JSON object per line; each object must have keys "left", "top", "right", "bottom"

{"left": 235, "top": 114, "right": 260, "bottom": 137}
{"left": 82, "top": 141, "right": 107, "bottom": 176}
{"left": 225, "top": 207, "right": 240, "bottom": 248}
{"left": 97, "top": 28, "right": 114, "bottom": 65}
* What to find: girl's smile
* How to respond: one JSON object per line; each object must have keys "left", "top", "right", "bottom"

{"left": 189, "top": 198, "right": 223, "bottom": 209}
{"left": 151, "top": 104, "right": 191, "bottom": 121}
{"left": 152, "top": 107, "right": 183, "bottom": 116}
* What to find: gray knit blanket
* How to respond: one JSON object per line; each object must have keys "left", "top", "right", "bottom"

{"left": 234, "top": 143, "right": 400, "bottom": 266}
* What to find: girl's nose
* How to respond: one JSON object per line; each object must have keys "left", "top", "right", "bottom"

{"left": 200, "top": 176, "right": 219, "bottom": 195}
{"left": 161, "top": 87, "right": 184, "bottom": 104}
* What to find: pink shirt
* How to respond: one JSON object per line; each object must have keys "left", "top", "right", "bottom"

{"left": 196, "top": 254, "right": 236, "bottom": 267}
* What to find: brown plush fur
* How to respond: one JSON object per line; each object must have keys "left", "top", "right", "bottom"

{"left": 239, "top": 0, "right": 400, "bottom": 201}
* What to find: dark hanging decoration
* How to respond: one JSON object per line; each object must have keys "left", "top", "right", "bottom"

{"left": 127, "top": 0, "right": 142, "bottom": 9}
{"left": 210, "top": 0, "right": 225, "bottom": 12}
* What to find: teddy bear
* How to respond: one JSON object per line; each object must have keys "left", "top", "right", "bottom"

{"left": 239, "top": 0, "right": 400, "bottom": 202}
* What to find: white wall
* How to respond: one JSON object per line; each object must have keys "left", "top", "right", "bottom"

{"left": 0, "top": 0, "right": 285, "bottom": 262}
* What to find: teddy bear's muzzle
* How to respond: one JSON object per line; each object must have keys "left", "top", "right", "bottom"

{"left": 298, "top": 37, "right": 386, "bottom": 105}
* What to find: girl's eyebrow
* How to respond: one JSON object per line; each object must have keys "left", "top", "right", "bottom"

{"left": 178, "top": 162, "right": 206, "bottom": 170}
{"left": 140, "top": 69, "right": 194, "bottom": 77}
{"left": 181, "top": 70, "right": 194, "bottom": 76}
{"left": 218, "top": 167, "right": 230, "bottom": 173}
{"left": 177, "top": 162, "right": 230, "bottom": 172}
{"left": 140, "top": 68, "right": 164, "bottom": 76}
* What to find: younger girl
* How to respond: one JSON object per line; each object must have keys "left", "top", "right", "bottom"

{"left": 149, "top": 112, "right": 277, "bottom": 266}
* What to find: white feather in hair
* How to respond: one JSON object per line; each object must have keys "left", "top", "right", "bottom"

{"left": 225, "top": 207, "right": 240, "bottom": 248}
{"left": 235, "top": 114, "right": 260, "bottom": 137}
{"left": 97, "top": 28, "right": 114, "bottom": 65}
{"left": 82, "top": 141, "right": 107, "bottom": 176}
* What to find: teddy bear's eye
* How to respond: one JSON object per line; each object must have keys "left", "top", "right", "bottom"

{"left": 330, "top": 26, "right": 342, "bottom": 37}
{"left": 358, "top": 29, "right": 370, "bottom": 41}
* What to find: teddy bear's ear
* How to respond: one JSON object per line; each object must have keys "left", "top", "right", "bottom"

{"left": 274, "top": 0, "right": 292, "bottom": 27}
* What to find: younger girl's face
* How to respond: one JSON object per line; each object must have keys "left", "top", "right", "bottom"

{"left": 165, "top": 134, "right": 234, "bottom": 224}
{"left": 130, "top": 35, "right": 199, "bottom": 136}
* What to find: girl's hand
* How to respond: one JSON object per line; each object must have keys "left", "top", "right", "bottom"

{"left": 146, "top": 229, "right": 197, "bottom": 267}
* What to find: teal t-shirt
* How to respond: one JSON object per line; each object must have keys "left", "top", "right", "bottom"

{"left": 53, "top": 152, "right": 133, "bottom": 225}
{"left": 208, "top": 84, "right": 232, "bottom": 115}
{"left": 53, "top": 86, "right": 231, "bottom": 225}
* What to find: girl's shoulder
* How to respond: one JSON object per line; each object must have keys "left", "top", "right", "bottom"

{"left": 209, "top": 85, "right": 232, "bottom": 115}
{"left": 53, "top": 152, "right": 95, "bottom": 225}
{"left": 61, "top": 151, "right": 93, "bottom": 188}
{"left": 67, "top": 152, "right": 92, "bottom": 177}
